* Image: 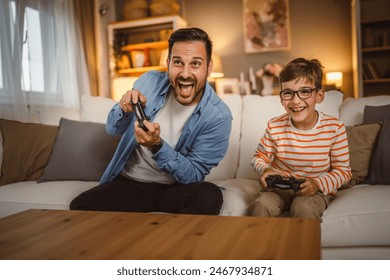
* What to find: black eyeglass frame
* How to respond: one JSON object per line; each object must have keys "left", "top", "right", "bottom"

{"left": 279, "top": 87, "right": 320, "bottom": 100}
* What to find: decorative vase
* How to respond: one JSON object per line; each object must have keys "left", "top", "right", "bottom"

{"left": 122, "top": 0, "right": 148, "bottom": 20}
{"left": 150, "top": 0, "right": 180, "bottom": 17}
{"left": 261, "top": 75, "right": 274, "bottom": 96}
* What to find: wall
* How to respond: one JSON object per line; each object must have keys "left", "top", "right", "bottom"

{"left": 183, "top": 0, "right": 353, "bottom": 97}
{"left": 95, "top": 0, "right": 116, "bottom": 98}
{"left": 111, "top": 0, "right": 353, "bottom": 97}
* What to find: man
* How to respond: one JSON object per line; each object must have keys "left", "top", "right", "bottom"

{"left": 70, "top": 27, "right": 232, "bottom": 215}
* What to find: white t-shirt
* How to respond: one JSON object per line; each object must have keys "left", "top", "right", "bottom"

{"left": 122, "top": 92, "right": 196, "bottom": 184}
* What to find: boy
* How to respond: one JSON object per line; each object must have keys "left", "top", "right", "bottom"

{"left": 250, "top": 58, "right": 352, "bottom": 220}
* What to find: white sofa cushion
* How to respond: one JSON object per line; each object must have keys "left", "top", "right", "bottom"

{"left": 322, "top": 184, "right": 390, "bottom": 247}
{"left": 316, "top": 90, "right": 344, "bottom": 119}
{"left": 237, "top": 95, "right": 284, "bottom": 180}
{"left": 211, "top": 178, "right": 259, "bottom": 216}
{"left": 36, "top": 95, "right": 118, "bottom": 126}
{"left": 0, "top": 180, "right": 97, "bottom": 218}
{"left": 339, "top": 95, "right": 390, "bottom": 126}
{"left": 37, "top": 106, "right": 81, "bottom": 125}
{"left": 236, "top": 90, "right": 344, "bottom": 180}
{"left": 81, "top": 94, "right": 117, "bottom": 123}
{"left": 206, "top": 94, "right": 242, "bottom": 181}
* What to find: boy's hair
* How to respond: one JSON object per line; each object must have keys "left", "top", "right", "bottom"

{"left": 279, "top": 58, "right": 324, "bottom": 89}
{"left": 168, "top": 27, "right": 213, "bottom": 64}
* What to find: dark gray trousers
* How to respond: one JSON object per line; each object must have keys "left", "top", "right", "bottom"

{"left": 70, "top": 175, "right": 223, "bottom": 215}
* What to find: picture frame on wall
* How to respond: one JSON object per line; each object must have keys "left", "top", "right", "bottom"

{"left": 215, "top": 78, "right": 240, "bottom": 97}
{"left": 243, "top": 0, "right": 291, "bottom": 53}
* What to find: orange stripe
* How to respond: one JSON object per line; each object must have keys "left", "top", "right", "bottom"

{"left": 333, "top": 138, "right": 348, "bottom": 146}
{"left": 332, "top": 151, "right": 350, "bottom": 158}
{"left": 332, "top": 144, "right": 349, "bottom": 151}
{"left": 271, "top": 161, "right": 290, "bottom": 174}
{"left": 277, "top": 156, "right": 328, "bottom": 162}
{"left": 275, "top": 137, "right": 334, "bottom": 143}
{"left": 278, "top": 150, "right": 330, "bottom": 155}
{"left": 287, "top": 162, "right": 330, "bottom": 168}
{"left": 271, "top": 129, "right": 338, "bottom": 137}
{"left": 277, "top": 143, "right": 331, "bottom": 149}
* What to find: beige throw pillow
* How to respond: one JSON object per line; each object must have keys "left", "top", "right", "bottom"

{"left": 0, "top": 119, "right": 58, "bottom": 186}
{"left": 0, "top": 128, "right": 3, "bottom": 176}
{"left": 346, "top": 122, "right": 382, "bottom": 187}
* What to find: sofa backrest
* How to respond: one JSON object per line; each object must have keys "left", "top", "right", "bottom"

{"left": 35, "top": 91, "right": 390, "bottom": 183}
{"left": 36, "top": 95, "right": 117, "bottom": 125}
{"left": 236, "top": 90, "right": 344, "bottom": 180}
{"left": 37, "top": 106, "right": 81, "bottom": 125}
{"left": 80, "top": 95, "right": 117, "bottom": 123}
{"left": 206, "top": 94, "right": 242, "bottom": 181}
{"left": 339, "top": 95, "right": 390, "bottom": 126}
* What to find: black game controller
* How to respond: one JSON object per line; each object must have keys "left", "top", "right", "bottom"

{"left": 132, "top": 100, "right": 150, "bottom": 131}
{"left": 265, "top": 175, "right": 305, "bottom": 192}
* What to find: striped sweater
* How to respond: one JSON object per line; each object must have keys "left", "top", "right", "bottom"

{"left": 252, "top": 111, "right": 352, "bottom": 195}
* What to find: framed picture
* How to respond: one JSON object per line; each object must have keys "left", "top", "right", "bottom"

{"left": 243, "top": 0, "right": 291, "bottom": 53}
{"left": 215, "top": 78, "right": 240, "bottom": 96}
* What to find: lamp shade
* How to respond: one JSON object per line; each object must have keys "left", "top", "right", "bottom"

{"left": 209, "top": 54, "right": 224, "bottom": 79}
{"left": 112, "top": 77, "right": 138, "bottom": 101}
{"left": 326, "top": 72, "right": 343, "bottom": 88}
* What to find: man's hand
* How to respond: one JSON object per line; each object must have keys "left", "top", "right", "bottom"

{"left": 134, "top": 120, "right": 161, "bottom": 150}
{"left": 119, "top": 89, "right": 147, "bottom": 112}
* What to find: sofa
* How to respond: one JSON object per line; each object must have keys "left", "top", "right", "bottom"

{"left": 1, "top": 91, "right": 389, "bottom": 260}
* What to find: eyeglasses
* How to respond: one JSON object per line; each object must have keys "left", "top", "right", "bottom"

{"left": 280, "top": 87, "right": 319, "bottom": 100}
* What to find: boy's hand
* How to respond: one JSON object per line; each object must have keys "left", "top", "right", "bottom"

{"left": 296, "top": 177, "right": 319, "bottom": 196}
{"left": 259, "top": 168, "right": 282, "bottom": 191}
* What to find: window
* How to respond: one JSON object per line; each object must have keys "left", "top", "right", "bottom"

{"left": 0, "top": 42, "right": 3, "bottom": 89}
{"left": 22, "top": 6, "right": 44, "bottom": 92}
{"left": 0, "top": 1, "right": 45, "bottom": 96}
{"left": 0, "top": 0, "right": 88, "bottom": 119}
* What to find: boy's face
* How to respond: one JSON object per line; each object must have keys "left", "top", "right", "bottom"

{"left": 280, "top": 78, "right": 324, "bottom": 130}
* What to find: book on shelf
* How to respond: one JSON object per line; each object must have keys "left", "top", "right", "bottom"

{"left": 363, "top": 62, "right": 381, "bottom": 80}
{"left": 362, "top": 62, "right": 373, "bottom": 80}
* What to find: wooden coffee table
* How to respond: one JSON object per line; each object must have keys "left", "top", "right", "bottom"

{"left": 0, "top": 209, "right": 320, "bottom": 260}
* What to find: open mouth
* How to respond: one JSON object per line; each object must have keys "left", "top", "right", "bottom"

{"left": 178, "top": 81, "right": 195, "bottom": 94}
{"left": 290, "top": 106, "right": 305, "bottom": 113}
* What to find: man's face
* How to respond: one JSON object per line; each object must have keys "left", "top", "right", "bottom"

{"left": 167, "top": 41, "right": 212, "bottom": 106}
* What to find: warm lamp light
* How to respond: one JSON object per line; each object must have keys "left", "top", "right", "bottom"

{"left": 112, "top": 77, "right": 138, "bottom": 101}
{"left": 326, "top": 72, "right": 343, "bottom": 88}
{"left": 209, "top": 54, "right": 224, "bottom": 79}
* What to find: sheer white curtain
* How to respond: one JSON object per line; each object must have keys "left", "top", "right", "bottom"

{"left": 0, "top": 0, "right": 90, "bottom": 122}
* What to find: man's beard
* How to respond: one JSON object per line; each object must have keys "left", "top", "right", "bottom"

{"left": 171, "top": 76, "right": 207, "bottom": 106}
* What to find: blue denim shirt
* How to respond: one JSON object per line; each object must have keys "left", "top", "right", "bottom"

{"left": 100, "top": 71, "right": 232, "bottom": 184}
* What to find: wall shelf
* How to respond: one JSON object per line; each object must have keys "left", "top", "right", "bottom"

{"left": 363, "top": 78, "right": 390, "bottom": 84}
{"left": 107, "top": 15, "right": 187, "bottom": 98}
{"left": 362, "top": 46, "right": 390, "bottom": 52}
{"left": 118, "top": 66, "right": 167, "bottom": 76}
{"left": 121, "top": 41, "right": 168, "bottom": 52}
{"left": 353, "top": 0, "right": 390, "bottom": 97}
